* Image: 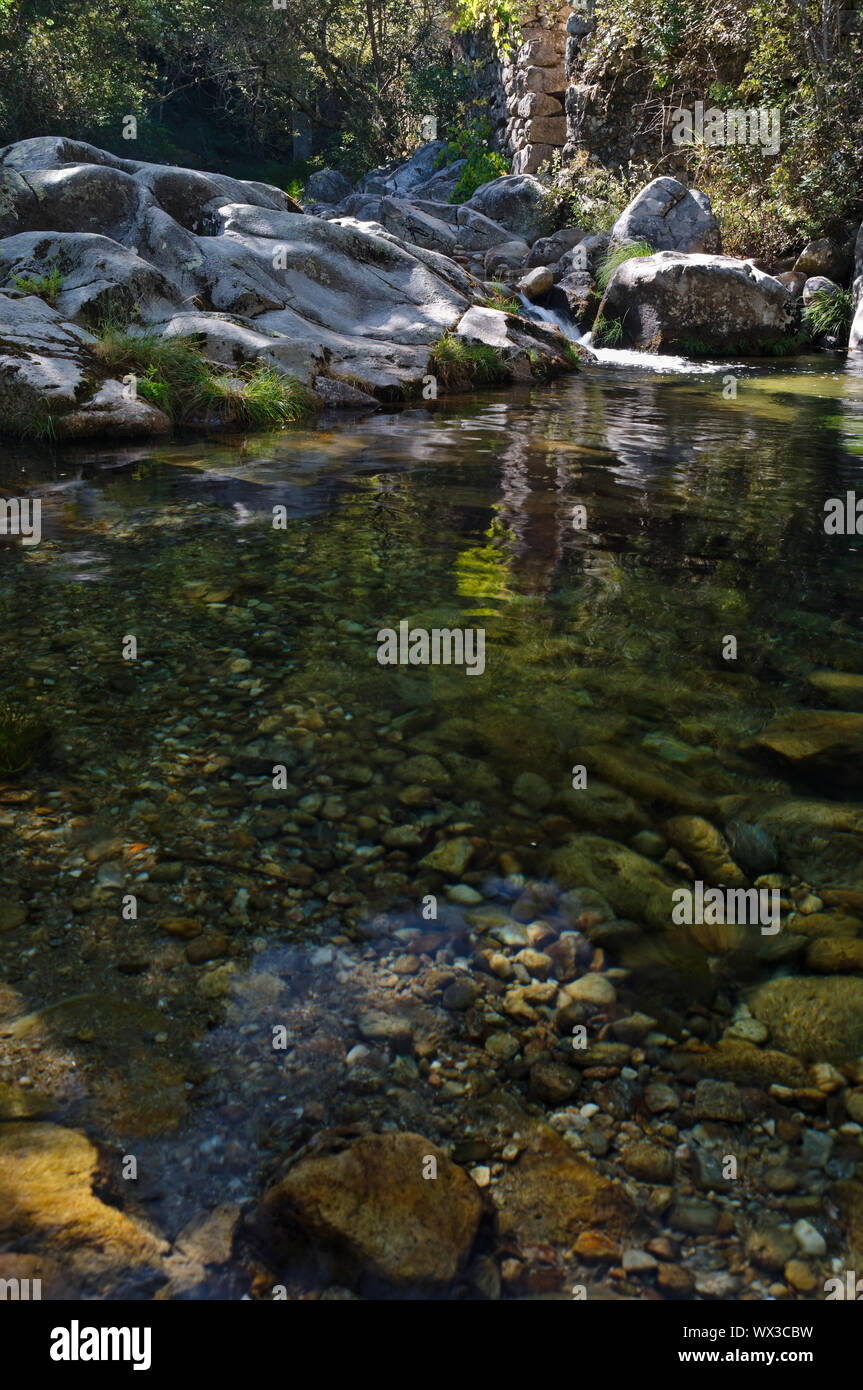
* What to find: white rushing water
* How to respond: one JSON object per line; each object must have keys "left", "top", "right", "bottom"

{"left": 518, "top": 295, "right": 733, "bottom": 375}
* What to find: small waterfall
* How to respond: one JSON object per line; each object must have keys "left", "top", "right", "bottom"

{"left": 517, "top": 294, "right": 731, "bottom": 375}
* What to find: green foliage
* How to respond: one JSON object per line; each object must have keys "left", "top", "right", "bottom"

{"left": 11, "top": 263, "right": 65, "bottom": 305}
{"left": 92, "top": 323, "right": 316, "bottom": 428}
{"left": 537, "top": 149, "right": 654, "bottom": 234}
{"left": 22, "top": 408, "right": 57, "bottom": 443}
{"left": 428, "top": 332, "right": 512, "bottom": 389}
{"left": 480, "top": 280, "right": 521, "bottom": 314}
{"left": 0, "top": 0, "right": 473, "bottom": 179}
{"left": 583, "top": 0, "right": 863, "bottom": 258}
{"left": 449, "top": 0, "right": 522, "bottom": 58}
{"left": 802, "top": 287, "right": 854, "bottom": 343}
{"left": 0, "top": 699, "right": 50, "bottom": 777}
{"left": 596, "top": 239, "right": 654, "bottom": 291}
{"left": 562, "top": 338, "right": 584, "bottom": 369}
{"left": 436, "top": 118, "right": 508, "bottom": 202}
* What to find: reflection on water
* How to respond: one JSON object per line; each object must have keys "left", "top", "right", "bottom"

{"left": 3, "top": 358, "right": 863, "bottom": 1300}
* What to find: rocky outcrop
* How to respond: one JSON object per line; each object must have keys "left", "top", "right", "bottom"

{"left": 0, "top": 138, "right": 578, "bottom": 438}
{"left": 596, "top": 251, "right": 796, "bottom": 353}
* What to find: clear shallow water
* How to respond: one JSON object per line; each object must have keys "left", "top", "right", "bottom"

{"left": 3, "top": 355, "right": 863, "bottom": 1298}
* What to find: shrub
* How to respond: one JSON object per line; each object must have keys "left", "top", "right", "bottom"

{"left": 449, "top": 0, "right": 522, "bottom": 59}
{"left": 437, "top": 118, "right": 509, "bottom": 203}
{"left": 537, "top": 149, "right": 656, "bottom": 235}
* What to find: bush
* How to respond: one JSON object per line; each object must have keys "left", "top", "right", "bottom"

{"left": 537, "top": 150, "right": 655, "bottom": 234}
{"left": 449, "top": 0, "right": 522, "bottom": 59}
{"left": 437, "top": 118, "right": 509, "bottom": 203}
{"left": 578, "top": 0, "right": 863, "bottom": 259}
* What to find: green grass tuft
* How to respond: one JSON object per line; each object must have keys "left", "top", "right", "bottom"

{"left": 479, "top": 281, "right": 521, "bottom": 315}
{"left": 91, "top": 323, "right": 316, "bottom": 427}
{"left": 592, "top": 314, "right": 625, "bottom": 346}
{"left": 802, "top": 287, "right": 854, "bottom": 343}
{"left": 596, "top": 240, "right": 654, "bottom": 292}
{"left": 428, "top": 332, "right": 512, "bottom": 391}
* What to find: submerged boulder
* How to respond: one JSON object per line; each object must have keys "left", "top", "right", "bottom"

{"left": 0, "top": 1122, "right": 168, "bottom": 1296}
{"left": 748, "top": 975, "right": 863, "bottom": 1064}
{"left": 542, "top": 833, "right": 680, "bottom": 931}
{"left": 596, "top": 251, "right": 796, "bottom": 354}
{"left": 255, "top": 1131, "right": 482, "bottom": 1291}
{"left": 743, "top": 709, "right": 863, "bottom": 788}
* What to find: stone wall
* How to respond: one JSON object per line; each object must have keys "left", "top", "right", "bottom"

{"left": 456, "top": 0, "right": 694, "bottom": 179}
{"left": 501, "top": 3, "right": 569, "bottom": 174}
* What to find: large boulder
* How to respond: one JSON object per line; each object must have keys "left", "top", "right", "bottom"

{"left": 802, "top": 275, "right": 841, "bottom": 306}
{"left": 304, "top": 168, "right": 353, "bottom": 204}
{"left": 353, "top": 195, "right": 458, "bottom": 256}
{"left": 465, "top": 174, "right": 552, "bottom": 243}
{"left": 455, "top": 304, "right": 579, "bottom": 380}
{"left": 409, "top": 160, "right": 468, "bottom": 203}
{"left": 0, "top": 290, "right": 170, "bottom": 438}
{"left": 793, "top": 236, "right": 850, "bottom": 282}
{"left": 254, "top": 1131, "right": 482, "bottom": 1292}
{"left": 0, "top": 230, "right": 185, "bottom": 324}
{"left": 357, "top": 140, "right": 451, "bottom": 197}
{"left": 597, "top": 251, "right": 796, "bottom": 353}
{"left": 610, "top": 177, "right": 721, "bottom": 255}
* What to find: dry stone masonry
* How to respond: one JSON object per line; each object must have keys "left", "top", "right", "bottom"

{"left": 501, "top": 3, "right": 569, "bottom": 174}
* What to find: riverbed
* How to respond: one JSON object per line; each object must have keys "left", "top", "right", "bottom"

{"left": 2, "top": 352, "right": 863, "bottom": 1299}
